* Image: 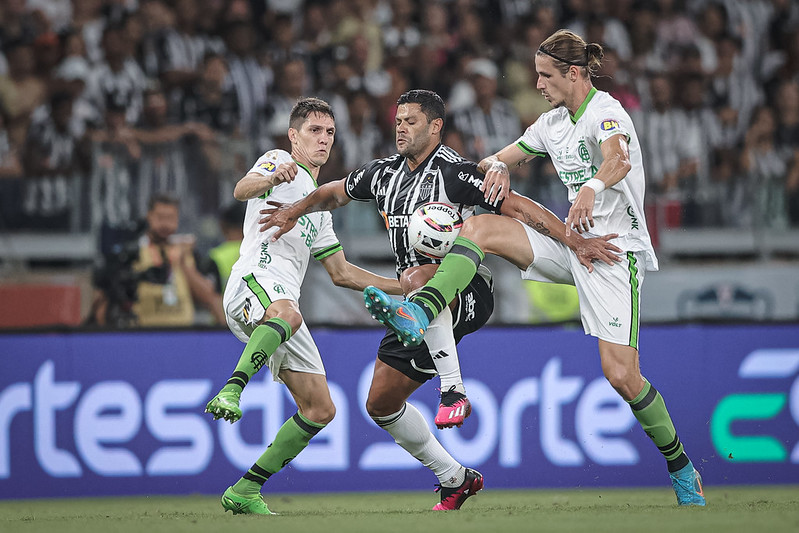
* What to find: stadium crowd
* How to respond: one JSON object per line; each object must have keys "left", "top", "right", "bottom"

{"left": 1, "top": 0, "right": 798, "bottom": 241}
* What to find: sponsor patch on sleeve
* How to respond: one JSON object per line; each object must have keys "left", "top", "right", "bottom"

{"left": 259, "top": 161, "right": 277, "bottom": 172}
{"left": 600, "top": 119, "right": 620, "bottom": 131}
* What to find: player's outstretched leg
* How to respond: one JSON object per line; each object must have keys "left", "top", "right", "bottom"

{"left": 433, "top": 468, "right": 484, "bottom": 510}
{"left": 435, "top": 385, "right": 471, "bottom": 429}
{"left": 206, "top": 389, "right": 243, "bottom": 423}
{"left": 669, "top": 461, "right": 706, "bottom": 506}
{"left": 364, "top": 286, "right": 430, "bottom": 346}
{"left": 221, "top": 486, "right": 275, "bottom": 515}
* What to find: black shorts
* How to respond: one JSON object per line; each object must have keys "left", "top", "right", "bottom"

{"left": 377, "top": 267, "right": 494, "bottom": 383}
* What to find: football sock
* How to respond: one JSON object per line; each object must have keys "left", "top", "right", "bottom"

{"left": 627, "top": 378, "right": 690, "bottom": 473}
{"left": 372, "top": 403, "right": 462, "bottom": 483}
{"left": 221, "top": 318, "right": 292, "bottom": 394}
{"left": 411, "top": 237, "right": 484, "bottom": 322}
{"left": 424, "top": 307, "right": 464, "bottom": 393}
{"left": 232, "top": 412, "right": 326, "bottom": 496}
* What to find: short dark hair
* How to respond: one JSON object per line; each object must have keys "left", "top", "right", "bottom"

{"left": 289, "top": 97, "right": 335, "bottom": 130}
{"left": 397, "top": 90, "right": 446, "bottom": 127}
{"left": 148, "top": 193, "right": 180, "bottom": 212}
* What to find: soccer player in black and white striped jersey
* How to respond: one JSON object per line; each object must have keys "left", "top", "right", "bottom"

{"left": 260, "top": 89, "right": 617, "bottom": 510}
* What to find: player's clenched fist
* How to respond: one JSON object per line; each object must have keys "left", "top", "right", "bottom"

{"left": 272, "top": 161, "right": 298, "bottom": 185}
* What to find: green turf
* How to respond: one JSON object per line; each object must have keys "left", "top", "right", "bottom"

{"left": 2, "top": 487, "right": 798, "bottom": 533}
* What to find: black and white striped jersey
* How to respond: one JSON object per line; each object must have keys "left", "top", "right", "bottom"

{"left": 344, "top": 143, "right": 503, "bottom": 275}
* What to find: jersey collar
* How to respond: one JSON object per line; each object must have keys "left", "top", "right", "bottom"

{"left": 570, "top": 87, "right": 598, "bottom": 125}
{"left": 403, "top": 143, "right": 441, "bottom": 175}
{"left": 293, "top": 159, "right": 318, "bottom": 187}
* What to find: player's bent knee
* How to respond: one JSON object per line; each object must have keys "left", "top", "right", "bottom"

{"left": 603, "top": 367, "right": 640, "bottom": 399}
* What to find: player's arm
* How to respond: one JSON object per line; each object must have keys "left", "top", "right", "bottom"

{"left": 319, "top": 250, "right": 402, "bottom": 295}
{"left": 258, "top": 179, "right": 352, "bottom": 240}
{"left": 233, "top": 161, "right": 299, "bottom": 201}
{"left": 566, "top": 133, "right": 631, "bottom": 235}
{"left": 501, "top": 191, "right": 621, "bottom": 272}
{"left": 478, "top": 144, "right": 541, "bottom": 203}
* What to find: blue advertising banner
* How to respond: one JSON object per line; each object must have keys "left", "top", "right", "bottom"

{"left": 1, "top": 324, "right": 798, "bottom": 499}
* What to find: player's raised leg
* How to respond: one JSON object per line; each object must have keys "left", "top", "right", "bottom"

{"left": 222, "top": 369, "right": 334, "bottom": 514}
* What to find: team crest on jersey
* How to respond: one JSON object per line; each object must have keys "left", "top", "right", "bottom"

{"left": 600, "top": 119, "right": 620, "bottom": 131}
{"left": 259, "top": 161, "right": 277, "bottom": 172}
{"left": 419, "top": 171, "right": 437, "bottom": 201}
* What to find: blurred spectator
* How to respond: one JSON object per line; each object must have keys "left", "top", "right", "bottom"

{"left": 382, "top": 0, "right": 421, "bottom": 60}
{"left": 0, "top": 110, "right": 23, "bottom": 180}
{"left": 449, "top": 58, "right": 521, "bottom": 161}
{"left": 179, "top": 54, "right": 240, "bottom": 137}
{"left": 593, "top": 47, "right": 641, "bottom": 111}
{"left": 741, "top": 106, "right": 791, "bottom": 229}
{"left": 0, "top": 0, "right": 39, "bottom": 45}
{"left": 0, "top": 39, "right": 48, "bottom": 147}
{"left": 71, "top": 0, "right": 107, "bottom": 65}
{"left": 339, "top": 90, "right": 383, "bottom": 170}
{"left": 567, "top": 1, "right": 632, "bottom": 62}
{"left": 634, "top": 73, "right": 698, "bottom": 198}
{"left": 205, "top": 201, "right": 246, "bottom": 293}
{"left": 224, "top": 20, "right": 271, "bottom": 138}
{"left": 90, "top": 193, "right": 225, "bottom": 327}
{"left": 20, "top": 91, "right": 89, "bottom": 230}
{"left": 85, "top": 22, "right": 148, "bottom": 125}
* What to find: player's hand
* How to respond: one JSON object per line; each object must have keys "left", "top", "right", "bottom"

{"left": 565, "top": 187, "right": 596, "bottom": 235}
{"left": 272, "top": 161, "right": 299, "bottom": 185}
{"left": 571, "top": 233, "right": 622, "bottom": 272}
{"left": 258, "top": 200, "right": 299, "bottom": 241}
{"left": 480, "top": 160, "right": 510, "bottom": 204}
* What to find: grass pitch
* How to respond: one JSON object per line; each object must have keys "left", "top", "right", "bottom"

{"left": 2, "top": 486, "right": 798, "bottom": 533}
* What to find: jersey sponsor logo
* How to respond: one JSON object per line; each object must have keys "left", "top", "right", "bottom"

{"left": 383, "top": 213, "right": 410, "bottom": 229}
{"left": 626, "top": 206, "right": 639, "bottom": 230}
{"left": 600, "top": 119, "right": 620, "bottom": 131}
{"left": 258, "top": 242, "right": 272, "bottom": 268}
{"left": 347, "top": 169, "right": 365, "bottom": 192}
{"left": 259, "top": 161, "right": 277, "bottom": 172}
{"left": 458, "top": 170, "right": 483, "bottom": 189}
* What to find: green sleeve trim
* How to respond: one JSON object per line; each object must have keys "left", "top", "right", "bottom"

{"left": 516, "top": 141, "right": 546, "bottom": 158}
{"left": 313, "top": 243, "right": 343, "bottom": 260}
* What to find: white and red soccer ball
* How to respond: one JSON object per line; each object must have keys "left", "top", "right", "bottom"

{"left": 407, "top": 202, "right": 463, "bottom": 258}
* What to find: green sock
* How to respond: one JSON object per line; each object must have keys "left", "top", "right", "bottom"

{"left": 222, "top": 318, "right": 292, "bottom": 394}
{"left": 628, "top": 379, "right": 689, "bottom": 473}
{"left": 411, "top": 236, "right": 485, "bottom": 321}
{"left": 232, "top": 412, "right": 326, "bottom": 496}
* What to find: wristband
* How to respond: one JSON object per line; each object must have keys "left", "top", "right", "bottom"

{"left": 583, "top": 178, "right": 605, "bottom": 194}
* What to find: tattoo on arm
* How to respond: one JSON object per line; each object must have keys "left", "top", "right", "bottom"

{"left": 523, "top": 214, "right": 551, "bottom": 236}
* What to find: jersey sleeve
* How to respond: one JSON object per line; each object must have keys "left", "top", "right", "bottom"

{"left": 343, "top": 158, "right": 383, "bottom": 201}
{"left": 515, "top": 119, "right": 548, "bottom": 159}
{"left": 310, "top": 211, "right": 343, "bottom": 261}
{"left": 248, "top": 149, "right": 292, "bottom": 178}
{"left": 590, "top": 101, "right": 633, "bottom": 145}
{"left": 443, "top": 159, "right": 504, "bottom": 213}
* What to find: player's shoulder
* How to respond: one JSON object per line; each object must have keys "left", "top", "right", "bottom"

{"left": 435, "top": 144, "right": 473, "bottom": 167}
{"left": 534, "top": 106, "right": 569, "bottom": 128}
{"left": 251, "top": 149, "right": 292, "bottom": 174}
{"left": 586, "top": 90, "right": 628, "bottom": 119}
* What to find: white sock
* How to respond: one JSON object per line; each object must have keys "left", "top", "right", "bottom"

{"left": 371, "top": 402, "right": 463, "bottom": 483}
{"left": 424, "top": 307, "right": 465, "bottom": 394}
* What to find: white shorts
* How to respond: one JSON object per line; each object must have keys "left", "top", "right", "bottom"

{"left": 516, "top": 220, "right": 646, "bottom": 348}
{"left": 223, "top": 271, "right": 325, "bottom": 383}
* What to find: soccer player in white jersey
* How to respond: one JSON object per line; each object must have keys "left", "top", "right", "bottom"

{"left": 364, "top": 31, "right": 706, "bottom": 506}
{"left": 204, "top": 98, "right": 402, "bottom": 515}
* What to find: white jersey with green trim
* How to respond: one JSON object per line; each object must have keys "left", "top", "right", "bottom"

{"left": 516, "top": 88, "right": 658, "bottom": 271}
{"left": 232, "top": 149, "right": 342, "bottom": 286}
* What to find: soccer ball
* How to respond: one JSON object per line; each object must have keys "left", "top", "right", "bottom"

{"left": 407, "top": 202, "right": 463, "bottom": 258}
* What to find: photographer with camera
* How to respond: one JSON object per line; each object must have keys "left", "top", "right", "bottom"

{"left": 89, "top": 193, "right": 225, "bottom": 327}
